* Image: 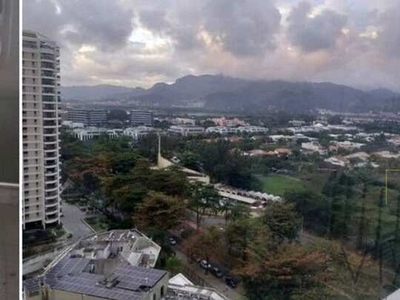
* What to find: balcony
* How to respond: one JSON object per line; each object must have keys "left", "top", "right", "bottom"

{"left": 43, "top": 112, "right": 56, "bottom": 119}
{"left": 42, "top": 95, "right": 56, "bottom": 103}
{"left": 41, "top": 70, "right": 55, "bottom": 78}
{"left": 42, "top": 87, "right": 55, "bottom": 94}
{"left": 43, "top": 120, "right": 57, "bottom": 127}
{"left": 43, "top": 129, "right": 57, "bottom": 136}
{"left": 41, "top": 62, "right": 55, "bottom": 69}
{"left": 42, "top": 78, "right": 55, "bottom": 86}
{"left": 45, "top": 214, "right": 59, "bottom": 224}
{"left": 40, "top": 53, "right": 55, "bottom": 61}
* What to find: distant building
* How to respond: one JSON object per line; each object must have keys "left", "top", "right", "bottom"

{"left": 130, "top": 110, "right": 154, "bottom": 126}
{"left": 67, "top": 109, "right": 107, "bottom": 127}
{"left": 206, "top": 126, "right": 239, "bottom": 134}
{"left": 237, "top": 126, "right": 268, "bottom": 134}
{"left": 372, "top": 151, "right": 400, "bottom": 159}
{"left": 73, "top": 127, "right": 119, "bottom": 141}
{"left": 170, "top": 117, "right": 196, "bottom": 125}
{"left": 61, "top": 120, "right": 84, "bottom": 128}
{"left": 211, "top": 117, "right": 248, "bottom": 127}
{"left": 123, "top": 126, "right": 158, "bottom": 140}
{"left": 323, "top": 156, "right": 350, "bottom": 167}
{"left": 289, "top": 120, "right": 306, "bottom": 127}
{"left": 301, "top": 142, "right": 327, "bottom": 155}
{"left": 168, "top": 125, "right": 204, "bottom": 136}
{"left": 333, "top": 141, "right": 365, "bottom": 151}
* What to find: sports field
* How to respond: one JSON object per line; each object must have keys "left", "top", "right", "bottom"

{"left": 259, "top": 175, "right": 305, "bottom": 196}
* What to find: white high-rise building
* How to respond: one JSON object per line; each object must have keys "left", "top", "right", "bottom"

{"left": 22, "top": 30, "right": 61, "bottom": 228}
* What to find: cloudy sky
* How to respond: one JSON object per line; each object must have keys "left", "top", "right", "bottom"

{"left": 24, "top": 0, "right": 400, "bottom": 91}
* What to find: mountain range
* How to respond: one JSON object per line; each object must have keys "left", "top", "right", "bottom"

{"left": 61, "top": 75, "right": 400, "bottom": 113}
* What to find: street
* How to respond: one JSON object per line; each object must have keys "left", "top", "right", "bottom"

{"left": 174, "top": 247, "right": 243, "bottom": 300}
{"left": 61, "top": 202, "right": 94, "bottom": 241}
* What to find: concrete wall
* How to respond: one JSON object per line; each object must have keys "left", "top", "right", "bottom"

{"left": 0, "top": 0, "right": 19, "bottom": 183}
{"left": 23, "top": 247, "right": 65, "bottom": 276}
{"left": 0, "top": 184, "right": 19, "bottom": 300}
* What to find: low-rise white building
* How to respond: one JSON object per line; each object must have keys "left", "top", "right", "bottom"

{"left": 301, "top": 142, "right": 327, "bottom": 155}
{"left": 73, "top": 127, "right": 119, "bottom": 141}
{"left": 334, "top": 141, "right": 365, "bottom": 151}
{"left": 170, "top": 117, "right": 196, "bottom": 125}
{"left": 62, "top": 120, "right": 85, "bottom": 128}
{"left": 123, "top": 126, "right": 158, "bottom": 140}
{"left": 237, "top": 126, "right": 268, "bottom": 134}
{"left": 211, "top": 117, "right": 248, "bottom": 127}
{"left": 168, "top": 125, "right": 205, "bottom": 136}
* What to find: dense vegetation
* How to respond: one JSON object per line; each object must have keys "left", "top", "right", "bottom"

{"left": 60, "top": 131, "right": 400, "bottom": 299}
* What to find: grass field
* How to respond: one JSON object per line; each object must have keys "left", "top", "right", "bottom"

{"left": 259, "top": 175, "right": 305, "bottom": 196}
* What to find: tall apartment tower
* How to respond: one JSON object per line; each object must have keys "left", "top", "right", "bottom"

{"left": 22, "top": 31, "right": 61, "bottom": 229}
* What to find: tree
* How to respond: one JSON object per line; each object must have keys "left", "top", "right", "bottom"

{"left": 188, "top": 182, "right": 220, "bottom": 230}
{"left": 285, "top": 190, "right": 330, "bottom": 235}
{"left": 110, "top": 152, "right": 139, "bottom": 174}
{"left": 165, "top": 256, "right": 184, "bottom": 276}
{"left": 185, "top": 226, "right": 224, "bottom": 273}
{"left": 236, "top": 238, "right": 328, "bottom": 300}
{"left": 229, "top": 203, "right": 251, "bottom": 223}
{"left": 262, "top": 201, "right": 302, "bottom": 242}
{"left": 179, "top": 150, "right": 201, "bottom": 171}
{"left": 225, "top": 218, "right": 257, "bottom": 263}
{"left": 148, "top": 167, "right": 189, "bottom": 197}
{"left": 356, "top": 183, "right": 369, "bottom": 249}
{"left": 133, "top": 192, "right": 186, "bottom": 231}
{"left": 107, "top": 109, "right": 128, "bottom": 122}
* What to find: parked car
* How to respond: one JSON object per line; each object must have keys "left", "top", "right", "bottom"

{"left": 210, "top": 266, "right": 223, "bottom": 278}
{"left": 200, "top": 260, "right": 211, "bottom": 270}
{"left": 225, "top": 276, "right": 238, "bottom": 288}
{"left": 169, "top": 237, "right": 177, "bottom": 245}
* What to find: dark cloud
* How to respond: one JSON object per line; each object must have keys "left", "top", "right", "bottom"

{"left": 287, "top": 1, "right": 347, "bottom": 52}
{"left": 23, "top": 0, "right": 400, "bottom": 91}
{"left": 201, "top": 0, "right": 281, "bottom": 56}
{"left": 138, "top": 0, "right": 281, "bottom": 57}
{"left": 377, "top": 4, "right": 400, "bottom": 58}
{"left": 24, "top": 0, "right": 133, "bottom": 51}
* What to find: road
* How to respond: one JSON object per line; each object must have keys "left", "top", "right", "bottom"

{"left": 174, "top": 247, "right": 243, "bottom": 300}
{"left": 61, "top": 202, "right": 94, "bottom": 241}
{"left": 186, "top": 210, "right": 226, "bottom": 229}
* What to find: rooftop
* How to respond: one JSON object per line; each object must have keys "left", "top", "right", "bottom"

{"left": 25, "top": 258, "right": 167, "bottom": 300}
{"left": 24, "top": 230, "right": 165, "bottom": 300}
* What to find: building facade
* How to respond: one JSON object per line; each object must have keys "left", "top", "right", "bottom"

{"left": 22, "top": 31, "right": 61, "bottom": 228}
{"left": 167, "top": 125, "right": 204, "bottom": 136}
{"left": 130, "top": 110, "right": 154, "bottom": 126}
{"left": 67, "top": 109, "right": 107, "bottom": 127}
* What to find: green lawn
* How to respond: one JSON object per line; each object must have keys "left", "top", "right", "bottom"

{"left": 259, "top": 175, "right": 305, "bottom": 196}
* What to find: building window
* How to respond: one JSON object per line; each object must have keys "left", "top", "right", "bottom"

{"left": 161, "top": 286, "right": 165, "bottom": 297}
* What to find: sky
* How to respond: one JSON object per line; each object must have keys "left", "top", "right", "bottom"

{"left": 24, "top": 0, "right": 400, "bottom": 91}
